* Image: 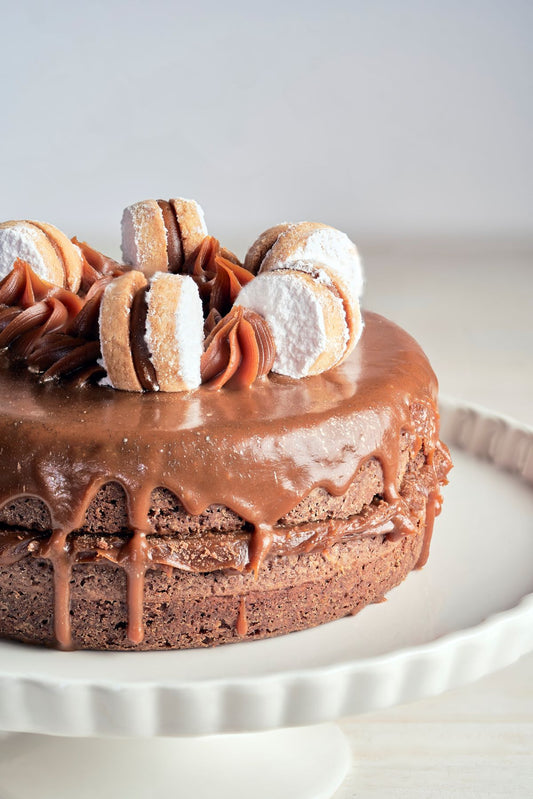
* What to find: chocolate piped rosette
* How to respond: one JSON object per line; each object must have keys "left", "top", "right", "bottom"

{"left": 0, "top": 197, "right": 451, "bottom": 651}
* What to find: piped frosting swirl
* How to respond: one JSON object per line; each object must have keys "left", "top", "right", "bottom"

{"left": 201, "top": 305, "right": 276, "bottom": 389}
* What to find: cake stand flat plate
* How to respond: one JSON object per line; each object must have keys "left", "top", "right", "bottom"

{"left": 0, "top": 398, "right": 532, "bottom": 738}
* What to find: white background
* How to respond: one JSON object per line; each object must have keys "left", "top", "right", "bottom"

{"left": 1, "top": 2, "right": 532, "bottom": 796}
{"left": 0, "top": 0, "right": 532, "bottom": 250}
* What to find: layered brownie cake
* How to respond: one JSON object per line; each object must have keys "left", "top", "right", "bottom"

{"left": 0, "top": 203, "right": 452, "bottom": 650}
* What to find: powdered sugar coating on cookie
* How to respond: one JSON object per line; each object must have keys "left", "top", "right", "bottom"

{"left": 28, "top": 220, "right": 84, "bottom": 293}
{"left": 145, "top": 272, "right": 203, "bottom": 391}
{"left": 261, "top": 222, "right": 364, "bottom": 298}
{"left": 236, "top": 269, "right": 349, "bottom": 378}
{"left": 243, "top": 223, "right": 294, "bottom": 274}
{"left": 121, "top": 201, "right": 168, "bottom": 277}
{"left": 0, "top": 221, "right": 65, "bottom": 287}
{"left": 99, "top": 270, "right": 148, "bottom": 392}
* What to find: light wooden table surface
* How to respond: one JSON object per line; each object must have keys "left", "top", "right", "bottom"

{"left": 333, "top": 238, "right": 533, "bottom": 797}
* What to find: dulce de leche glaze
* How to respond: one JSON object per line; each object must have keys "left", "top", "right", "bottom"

{"left": 0, "top": 312, "right": 444, "bottom": 648}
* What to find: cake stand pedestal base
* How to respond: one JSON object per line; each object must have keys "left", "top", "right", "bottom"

{"left": 0, "top": 723, "right": 351, "bottom": 798}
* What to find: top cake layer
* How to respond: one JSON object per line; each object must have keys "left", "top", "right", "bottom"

{"left": 0, "top": 312, "right": 439, "bottom": 542}
{"left": 0, "top": 311, "right": 451, "bottom": 648}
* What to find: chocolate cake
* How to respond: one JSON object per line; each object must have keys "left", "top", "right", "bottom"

{"left": 0, "top": 311, "right": 451, "bottom": 650}
{"left": 0, "top": 204, "right": 451, "bottom": 650}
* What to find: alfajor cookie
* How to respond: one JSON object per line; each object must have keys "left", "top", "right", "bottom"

{"left": 0, "top": 220, "right": 83, "bottom": 293}
{"left": 243, "top": 223, "right": 293, "bottom": 274}
{"left": 247, "top": 222, "right": 363, "bottom": 358}
{"left": 168, "top": 198, "right": 208, "bottom": 263}
{"left": 236, "top": 268, "right": 360, "bottom": 378}
{"left": 144, "top": 272, "right": 203, "bottom": 392}
{"left": 259, "top": 222, "right": 363, "bottom": 292}
{"left": 99, "top": 270, "right": 203, "bottom": 393}
{"left": 99, "top": 270, "right": 148, "bottom": 392}
{"left": 121, "top": 198, "right": 207, "bottom": 278}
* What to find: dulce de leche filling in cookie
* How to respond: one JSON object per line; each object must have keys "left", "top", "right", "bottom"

{"left": 156, "top": 200, "right": 183, "bottom": 273}
{"left": 0, "top": 312, "right": 451, "bottom": 648}
{"left": 129, "top": 286, "right": 159, "bottom": 391}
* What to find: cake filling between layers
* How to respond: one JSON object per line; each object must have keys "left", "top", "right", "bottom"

{"left": 0, "top": 312, "right": 451, "bottom": 648}
{"left": 0, "top": 449, "right": 446, "bottom": 648}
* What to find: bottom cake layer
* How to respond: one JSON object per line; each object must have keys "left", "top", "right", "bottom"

{"left": 0, "top": 525, "right": 426, "bottom": 650}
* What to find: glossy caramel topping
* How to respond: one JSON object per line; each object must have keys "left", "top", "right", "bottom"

{"left": 201, "top": 305, "right": 276, "bottom": 389}
{"left": 0, "top": 311, "right": 440, "bottom": 529}
{"left": 0, "top": 312, "right": 446, "bottom": 647}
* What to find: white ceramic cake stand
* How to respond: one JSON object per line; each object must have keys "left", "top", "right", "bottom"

{"left": 0, "top": 399, "right": 532, "bottom": 799}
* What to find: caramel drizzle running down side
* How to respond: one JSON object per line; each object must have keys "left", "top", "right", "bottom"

{"left": 8, "top": 441, "right": 431, "bottom": 649}
{"left": 236, "top": 597, "right": 248, "bottom": 637}
{"left": 57, "top": 477, "right": 156, "bottom": 648}
{"left": 0, "top": 439, "right": 448, "bottom": 649}
{"left": 0, "top": 313, "right": 452, "bottom": 647}
{"left": 39, "top": 529, "right": 74, "bottom": 650}
{"left": 415, "top": 487, "right": 442, "bottom": 569}
{"left": 118, "top": 530, "right": 150, "bottom": 645}
{"left": 0, "top": 475, "right": 439, "bottom": 647}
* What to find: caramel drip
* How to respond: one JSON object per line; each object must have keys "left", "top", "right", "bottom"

{"left": 119, "top": 531, "right": 150, "bottom": 644}
{"left": 236, "top": 597, "right": 248, "bottom": 637}
{"left": 248, "top": 523, "right": 274, "bottom": 576}
{"left": 0, "top": 313, "right": 452, "bottom": 647}
{"left": 415, "top": 488, "right": 442, "bottom": 569}
{"left": 201, "top": 306, "right": 276, "bottom": 389}
{"left": 184, "top": 236, "right": 253, "bottom": 317}
{"left": 0, "top": 459, "right": 448, "bottom": 646}
{"left": 0, "top": 262, "right": 106, "bottom": 385}
{"left": 39, "top": 529, "right": 74, "bottom": 650}
{"left": 71, "top": 237, "right": 125, "bottom": 293}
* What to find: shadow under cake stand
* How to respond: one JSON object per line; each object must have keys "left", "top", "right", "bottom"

{"left": 0, "top": 399, "right": 532, "bottom": 799}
